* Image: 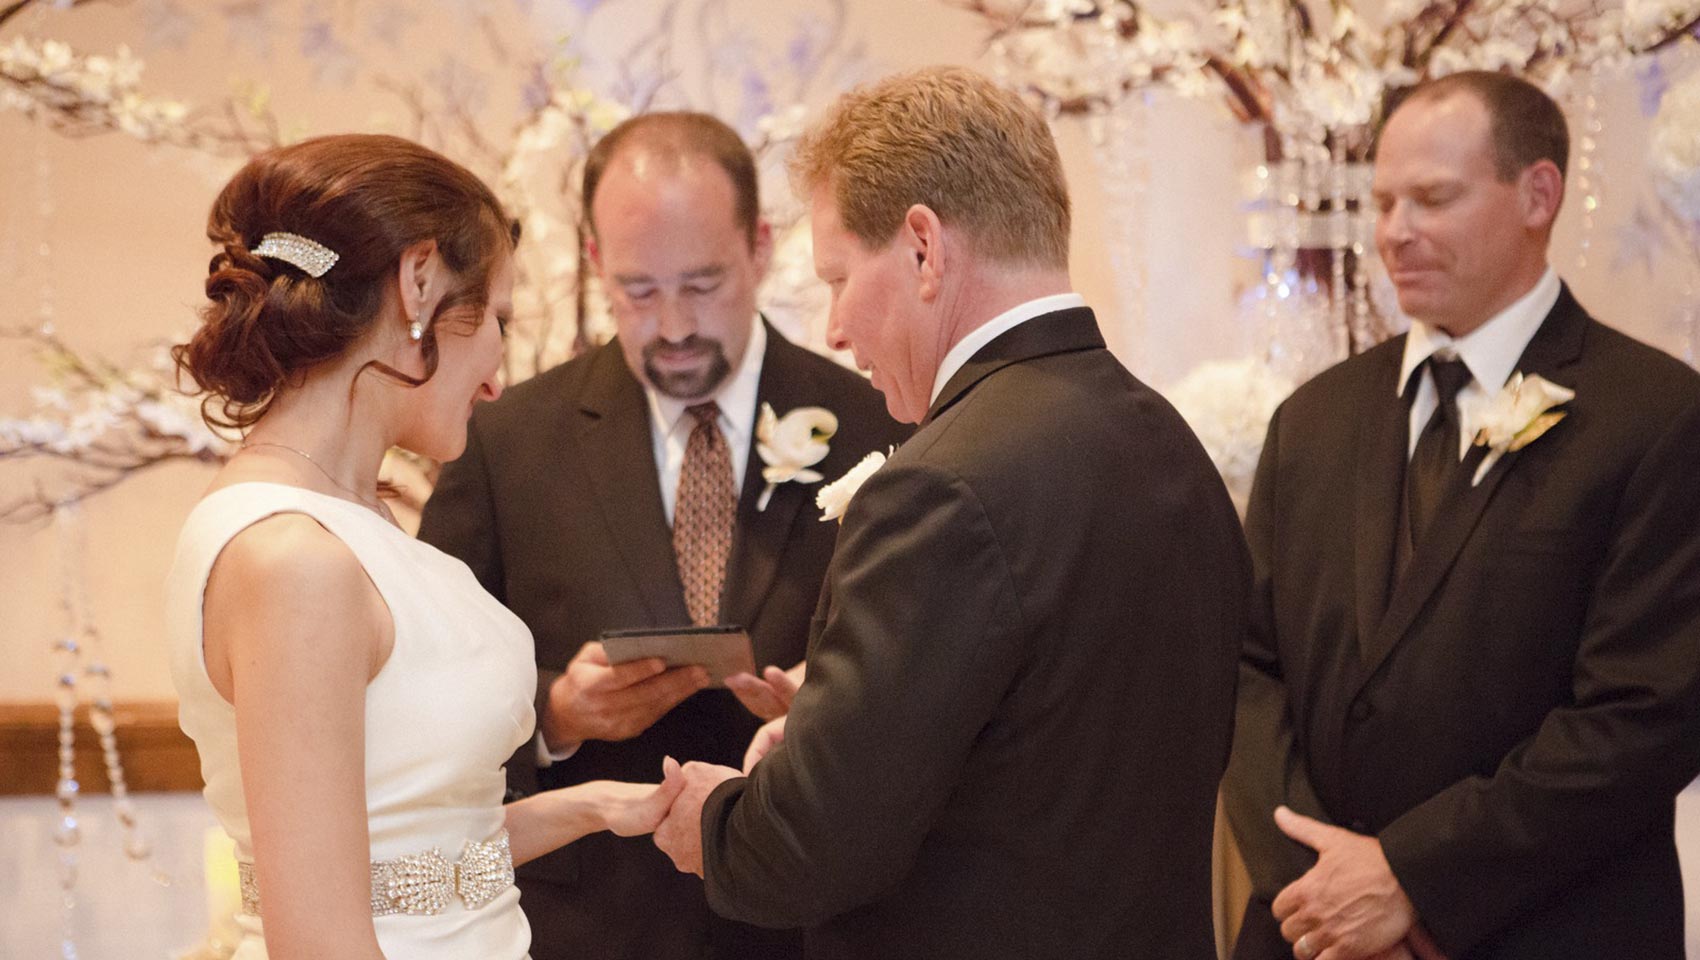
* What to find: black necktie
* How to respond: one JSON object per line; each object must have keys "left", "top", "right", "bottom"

{"left": 1405, "top": 355, "right": 1474, "bottom": 549}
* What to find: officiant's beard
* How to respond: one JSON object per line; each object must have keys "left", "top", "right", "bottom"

{"left": 643, "top": 336, "right": 732, "bottom": 401}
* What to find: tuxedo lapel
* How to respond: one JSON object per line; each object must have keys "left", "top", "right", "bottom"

{"left": 1356, "top": 286, "right": 1589, "bottom": 689}
{"left": 722, "top": 324, "right": 811, "bottom": 629}
{"left": 572, "top": 345, "right": 691, "bottom": 626}
{"left": 1352, "top": 345, "right": 1412, "bottom": 658}
{"left": 924, "top": 308, "right": 1106, "bottom": 426}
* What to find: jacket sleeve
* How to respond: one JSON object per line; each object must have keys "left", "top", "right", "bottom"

{"left": 699, "top": 458, "right": 1028, "bottom": 928}
{"left": 1222, "top": 405, "right": 1334, "bottom": 900}
{"left": 1380, "top": 395, "right": 1700, "bottom": 955}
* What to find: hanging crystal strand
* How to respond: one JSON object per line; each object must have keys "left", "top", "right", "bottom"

{"left": 1085, "top": 94, "right": 1151, "bottom": 370}
{"left": 1266, "top": 126, "right": 1303, "bottom": 368}
{"left": 1574, "top": 73, "right": 1603, "bottom": 271}
{"left": 1347, "top": 151, "right": 1375, "bottom": 351}
{"left": 53, "top": 505, "right": 84, "bottom": 960}
{"left": 66, "top": 499, "right": 171, "bottom": 885}
{"left": 1327, "top": 132, "right": 1350, "bottom": 352}
{"left": 53, "top": 501, "right": 173, "bottom": 959}
{"left": 35, "top": 113, "right": 56, "bottom": 338}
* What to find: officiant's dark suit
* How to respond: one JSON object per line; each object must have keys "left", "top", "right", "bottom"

{"left": 656, "top": 67, "right": 1250, "bottom": 960}
{"left": 1224, "top": 72, "right": 1700, "bottom": 960}
{"left": 418, "top": 112, "right": 907, "bottom": 960}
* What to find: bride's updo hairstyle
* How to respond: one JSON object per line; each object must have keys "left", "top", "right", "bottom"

{"left": 174, "top": 133, "right": 519, "bottom": 430}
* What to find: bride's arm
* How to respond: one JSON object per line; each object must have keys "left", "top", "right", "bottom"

{"left": 503, "top": 758, "right": 684, "bottom": 867}
{"left": 204, "top": 515, "right": 393, "bottom": 960}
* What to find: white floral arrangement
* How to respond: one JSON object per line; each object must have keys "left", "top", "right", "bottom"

{"left": 1650, "top": 69, "right": 1700, "bottom": 229}
{"left": 1623, "top": 0, "right": 1700, "bottom": 49}
{"left": 1164, "top": 357, "right": 1294, "bottom": 519}
{"left": 0, "top": 37, "right": 191, "bottom": 142}
{"left": 0, "top": 332, "right": 232, "bottom": 521}
{"left": 961, "top": 0, "right": 1699, "bottom": 142}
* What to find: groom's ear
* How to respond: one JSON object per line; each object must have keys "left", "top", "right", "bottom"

{"left": 902, "top": 204, "right": 945, "bottom": 302}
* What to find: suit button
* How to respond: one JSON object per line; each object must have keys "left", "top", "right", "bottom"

{"left": 1349, "top": 819, "right": 1370, "bottom": 833}
{"left": 1349, "top": 700, "right": 1374, "bottom": 721}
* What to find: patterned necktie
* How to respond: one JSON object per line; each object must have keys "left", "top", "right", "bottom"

{"left": 673, "top": 402, "right": 736, "bottom": 626}
{"left": 1405, "top": 355, "right": 1474, "bottom": 550}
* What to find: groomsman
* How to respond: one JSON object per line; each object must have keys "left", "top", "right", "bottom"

{"left": 1224, "top": 71, "right": 1700, "bottom": 960}
{"left": 652, "top": 66, "right": 1250, "bottom": 960}
{"left": 419, "top": 112, "right": 905, "bottom": 960}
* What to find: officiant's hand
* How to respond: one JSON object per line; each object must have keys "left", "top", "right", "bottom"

{"left": 725, "top": 661, "right": 805, "bottom": 720}
{"left": 1272, "top": 806, "right": 1415, "bottom": 960}
{"left": 744, "top": 715, "right": 786, "bottom": 773}
{"left": 653, "top": 761, "right": 742, "bottom": 876}
{"left": 544, "top": 642, "right": 710, "bottom": 747}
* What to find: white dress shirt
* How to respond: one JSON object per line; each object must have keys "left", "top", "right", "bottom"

{"left": 538, "top": 314, "right": 766, "bottom": 765}
{"left": 1396, "top": 268, "right": 1559, "bottom": 460}
{"left": 929, "top": 292, "right": 1088, "bottom": 406}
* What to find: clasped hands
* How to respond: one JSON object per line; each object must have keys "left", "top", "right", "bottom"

{"left": 1271, "top": 807, "right": 1449, "bottom": 960}
{"left": 545, "top": 643, "right": 798, "bottom": 873}
{"left": 650, "top": 711, "right": 788, "bottom": 876}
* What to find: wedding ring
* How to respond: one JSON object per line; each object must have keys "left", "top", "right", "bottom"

{"left": 1295, "top": 934, "right": 1316, "bottom": 960}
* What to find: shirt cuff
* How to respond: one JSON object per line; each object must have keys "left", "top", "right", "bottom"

{"left": 535, "top": 729, "right": 581, "bottom": 766}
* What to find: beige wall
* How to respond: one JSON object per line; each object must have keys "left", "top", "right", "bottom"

{"left": 2, "top": 1, "right": 1696, "bottom": 704}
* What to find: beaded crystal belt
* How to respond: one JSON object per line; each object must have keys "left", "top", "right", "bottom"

{"left": 238, "top": 829, "right": 514, "bottom": 917}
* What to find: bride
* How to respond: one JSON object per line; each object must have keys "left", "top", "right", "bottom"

{"left": 166, "top": 133, "right": 682, "bottom": 959}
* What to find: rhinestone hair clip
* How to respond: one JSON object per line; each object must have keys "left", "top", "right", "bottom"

{"left": 251, "top": 231, "right": 339, "bottom": 278}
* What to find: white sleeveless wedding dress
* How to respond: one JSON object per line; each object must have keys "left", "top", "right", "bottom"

{"left": 168, "top": 482, "right": 536, "bottom": 959}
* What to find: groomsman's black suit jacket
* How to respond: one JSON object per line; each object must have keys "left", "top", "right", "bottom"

{"left": 418, "top": 321, "right": 908, "bottom": 960}
{"left": 1224, "top": 286, "right": 1700, "bottom": 960}
{"left": 697, "top": 308, "right": 1251, "bottom": 960}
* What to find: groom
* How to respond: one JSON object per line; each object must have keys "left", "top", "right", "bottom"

{"left": 652, "top": 66, "right": 1250, "bottom": 959}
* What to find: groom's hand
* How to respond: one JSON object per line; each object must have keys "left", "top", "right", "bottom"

{"left": 725, "top": 661, "right": 805, "bottom": 720}
{"left": 653, "top": 761, "right": 742, "bottom": 876}
{"left": 543, "top": 642, "right": 711, "bottom": 748}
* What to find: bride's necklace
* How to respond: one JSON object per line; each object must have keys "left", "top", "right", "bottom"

{"left": 239, "top": 441, "right": 388, "bottom": 517}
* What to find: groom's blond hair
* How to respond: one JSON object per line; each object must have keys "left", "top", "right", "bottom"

{"left": 791, "top": 66, "right": 1070, "bottom": 268}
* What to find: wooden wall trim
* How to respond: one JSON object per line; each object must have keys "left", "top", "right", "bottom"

{"left": 0, "top": 700, "right": 202, "bottom": 795}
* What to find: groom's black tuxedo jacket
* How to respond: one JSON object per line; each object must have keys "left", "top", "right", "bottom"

{"left": 418, "top": 321, "right": 907, "bottom": 960}
{"left": 1224, "top": 286, "right": 1700, "bottom": 960}
{"left": 697, "top": 308, "right": 1251, "bottom": 960}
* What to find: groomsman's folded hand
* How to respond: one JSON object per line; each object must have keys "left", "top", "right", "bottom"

{"left": 1271, "top": 806, "right": 1417, "bottom": 960}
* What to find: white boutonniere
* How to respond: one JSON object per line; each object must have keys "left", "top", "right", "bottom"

{"left": 755, "top": 402, "right": 838, "bottom": 511}
{"left": 1462, "top": 372, "right": 1575, "bottom": 486}
{"left": 816, "top": 448, "right": 891, "bottom": 523}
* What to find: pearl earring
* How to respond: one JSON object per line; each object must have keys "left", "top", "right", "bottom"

{"left": 409, "top": 319, "right": 424, "bottom": 341}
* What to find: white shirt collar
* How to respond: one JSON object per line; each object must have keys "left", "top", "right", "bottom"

{"left": 646, "top": 313, "right": 766, "bottom": 446}
{"left": 1396, "top": 268, "right": 1560, "bottom": 397}
{"left": 929, "top": 292, "right": 1087, "bottom": 405}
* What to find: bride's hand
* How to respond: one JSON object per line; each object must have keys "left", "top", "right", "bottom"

{"left": 590, "top": 756, "right": 686, "bottom": 837}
